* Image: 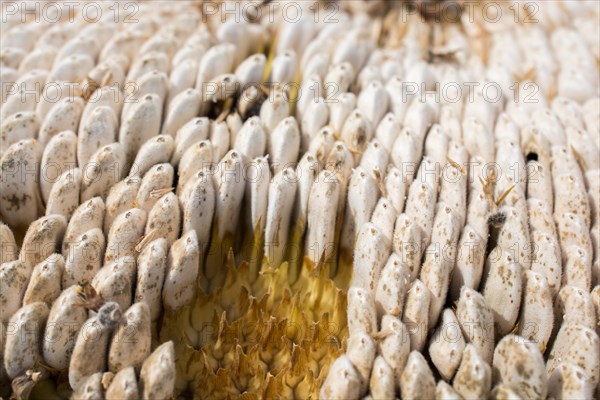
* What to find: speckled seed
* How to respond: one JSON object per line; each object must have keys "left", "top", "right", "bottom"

{"left": 63, "top": 228, "right": 105, "bottom": 287}
{"left": 556, "top": 213, "right": 593, "bottom": 263}
{"left": 393, "top": 214, "right": 423, "bottom": 282}
{"left": 135, "top": 238, "right": 168, "bottom": 322}
{"left": 369, "top": 356, "right": 394, "bottom": 399}
{"left": 40, "top": 130, "right": 77, "bottom": 204}
{"left": 495, "top": 206, "right": 531, "bottom": 270}
{"left": 404, "top": 182, "right": 437, "bottom": 250}
{"left": 45, "top": 168, "right": 82, "bottom": 219}
{"left": 72, "top": 372, "right": 104, "bottom": 400}
{"left": 374, "top": 113, "right": 401, "bottom": 153}
{"left": 81, "top": 86, "right": 124, "bottom": 126}
{"left": 449, "top": 225, "right": 487, "bottom": 301}
{"left": 554, "top": 173, "right": 591, "bottom": 229}
{"left": 145, "top": 193, "right": 181, "bottom": 248}
{"left": 439, "top": 166, "right": 467, "bottom": 228}
{"left": 547, "top": 362, "right": 595, "bottom": 400}
{"left": 234, "top": 116, "right": 267, "bottom": 161}
{"left": 77, "top": 105, "right": 119, "bottom": 170}
{"left": 20, "top": 214, "right": 67, "bottom": 269}
{"left": 0, "top": 260, "right": 32, "bottom": 322}
{"left": 517, "top": 270, "right": 553, "bottom": 352}
{"left": 104, "top": 208, "right": 146, "bottom": 264}
{"left": 0, "top": 223, "right": 17, "bottom": 263}
{"left": 378, "top": 315, "right": 410, "bottom": 386}
{"left": 456, "top": 286, "right": 494, "bottom": 364}
{"left": 129, "top": 135, "right": 174, "bottom": 178}
{"left": 453, "top": 343, "right": 492, "bottom": 399}
{"left": 80, "top": 143, "right": 127, "bottom": 202}
{"left": 108, "top": 302, "right": 151, "bottom": 373}
{"left": 1, "top": 70, "right": 47, "bottom": 121}
{"left": 104, "top": 178, "right": 140, "bottom": 234}
{"left": 526, "top": 161, "right": 554, "bottom": 211}
{"left": 399, "top": 351, "right": 436, "bottom": 400}
{"left": 0, "top": 112, "right": 39, "bottom": 158}
{"left": 139, "top": 341, "right": 176, "bottom": 400}
{"left": 328, "top": 92, "right": 356, "bottom": 139}
{"left": 429, "top": 309, "right": 465, "bottom": 381}
{"left": 345, "top": 331, "right": 376, "bottom": 394}
{"left": 22, "top": 254, "right": 63, "bottom": 305}
{"left": 551, "top": 146, "right": 586, "bottom": 195}
{"left": 529, "top": 230, "right": 562, "bottom": 298}
{"left": 69, "top": 302, "right": 122, "bottom": 390}
{"left": 105, "top": 366, "right": 139, "bottom": 400}
{"left": 37, "top": 97, "right": 84, "bottom": 147}
{"left": 92, "top": 257, "right": 136, "bottom": 311}
{"left": 318, "top": 355, "right": 361, "bottom": 400}
{"left": 371, "top": 198, "right": 397, "bottom": 243}
{"left": 42, "top": 285, "right": 87, "bottom": 370}
{"left": 119, "top": 94, "right": 163, "bottom": 169}
{"left": 3, "top": 302, "right": 49, "bottom": 379}
{"left": 0, "top": 139, "right": 41, "bottom": 227}
{"left": 176, "top": 140, "right": 213, "bottom": 195}
{"left": 402, "top": 279, "right": 430, "bottom": 352}
{"left": 122, "top": 73, "right": 168, "bottom": 121}
{"left": 436, "top": 381, "right": 462, "bottom": 400}
{"left": 180, "top": 170, "right": 214, "bottom": 257}
{"left": 347, "top": 287, "right": 377, "bottom": 336}
{"left": 269, "top": 117, "right": 300, "bottom": 174}
{"left": 264, "top": 168, "right": 297, "bottom": 268}
{"left": 161, "top": 89, "right": 202, "bottom": 137}
{"left": 63, "top": 197, "right": 105, "bottom": 255}
{"left": 562, "top": 246, "right": 592, "bottom": 292}
{"left": 340, "top": 109, "right": 373, "bottom": 155}
{"left": 163, "top": 230, "right": 200, "bottom": 310}
{"left": 210, "top": 121, "right": 230, "bottom": 164}
{"left": 213, "top": 150, "right": 245, "bottom": 243}
{"left": 342, "top": 168, "right": 380, "bottom": 259}
{"left": 352, "top": 223, "right": 391, "bottom": 297}
{"left": 493, "top": 335, "right": 548, "bottom": 399}
{"left": 547, "top": 323, "right": 600, "bottom": 388}
{"left": 384, "top": 167, "right": 407, "bottom": 214}
{"left": 466, "top": 192, "right": 490, "bottom": 242}
{"left": 171, "top": 117, "right": 210, "bottom": 167}
{"left": 375, "top": 253, "right": 408, "bottom": 319}
{"left": 482, "top": 248, "right": 522, "bottom": 336}
{"left": 554, "top": 285, "right": 596, "bottom": 332}
{"left": 135, "top": 163, "right": 174, "bottom": 213}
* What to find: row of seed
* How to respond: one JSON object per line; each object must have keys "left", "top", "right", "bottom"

{"left": 321, "top": 2, "right": 600, "bottom": 399}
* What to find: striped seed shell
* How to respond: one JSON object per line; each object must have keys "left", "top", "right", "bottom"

{"left": 22, "top": 253, "right": 63, "bottom": 306}
{"left": 3, "top": 302, "right": 49, "bottom": 379}
{"left": 492, "top": 335, "right": 548, "bottom": 399}
{"left": 69, "top": 302, "right": 122, "bottom": 390}
{"left": 139, "top": 341, "right": 176, "bottom": 400}
{"left": 43, "top": 285, "right": 88, "bottom": 370}
{"left": 108, "top": 302, "right": 151, "bottom": 373}
{"left": 163, "top": 230, "right": 200, "bottom": 310}
{"left": 399, "top": 351, "right": 436, "bottom": 400}
{"left": 80, "top": 143, "right": 127, "bottom": 202}
{"left": 453, "top": 343, "right": 492, "bottom": 399}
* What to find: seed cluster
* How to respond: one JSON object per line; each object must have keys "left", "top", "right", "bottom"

{"left": 1, "top": 0, "right": 599, "bottom": 399}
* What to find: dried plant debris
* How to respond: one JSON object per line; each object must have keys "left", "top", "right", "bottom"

{"left": 1, "top": 1, "right": 600, "bottom": 399}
